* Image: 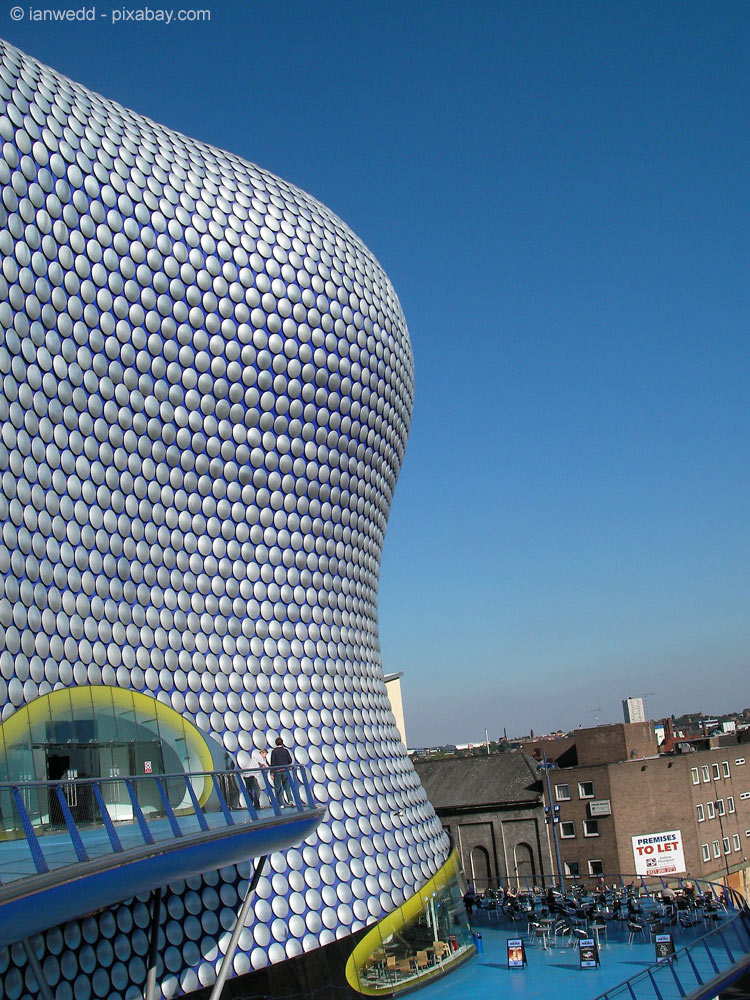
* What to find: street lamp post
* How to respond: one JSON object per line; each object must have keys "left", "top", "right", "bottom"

{"left": 538, "top": 753, "right": 565, "bottom": 892}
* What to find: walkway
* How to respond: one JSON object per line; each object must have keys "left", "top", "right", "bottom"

{"left": 0, "top": 767, "right": 325, "bottom": 945}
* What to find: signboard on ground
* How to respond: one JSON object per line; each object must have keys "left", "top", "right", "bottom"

{"left": 655, "top": 933, "right": 676, "bottom": 963}
{"left": 507, "top": 938, "right": 526, "bottom": 969}
{"left": 578, "top": 938, "right": 599, "bottom": 969}
{"left": 631, "top": 829, "right": 686, "bottom": 877}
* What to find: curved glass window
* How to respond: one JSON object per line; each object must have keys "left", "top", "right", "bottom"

{"left": 346, "top": 849, "right": 473, "bottom": 995}
{"left": 0, "top": 688, "right": 220, "bottom": 825}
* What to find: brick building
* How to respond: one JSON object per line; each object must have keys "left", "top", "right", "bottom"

{"left": 525, "top": 723, "right": 750, "bottom": 898}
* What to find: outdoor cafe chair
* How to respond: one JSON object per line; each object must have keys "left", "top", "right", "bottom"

{"left": 627, "top": 921, "right": 645, "bottom": 945}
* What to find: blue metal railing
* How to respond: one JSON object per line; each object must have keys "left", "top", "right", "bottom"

{"left": 0, "top": 764, "right": 317, "bottom": 885}
{"left": 590, "top": 909, "right": 750, "bottom": 1000}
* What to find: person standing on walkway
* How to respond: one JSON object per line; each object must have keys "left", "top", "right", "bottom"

{"left": 247, "top": 746, "right": 268, "bottom": 808}
{"left": 270, "top": 736, "right": 294, "bottom": 806}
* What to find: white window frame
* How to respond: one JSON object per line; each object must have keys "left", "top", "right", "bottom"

{"left": 578, "top": 781, "right": 595, "bottom": 799}
{"left": 727, "top": 796, "right": 735, "bottom": 814}
{"left": 583, "top": 819, "right": 600, "bottom": 837}
{"left": 707, "top": 801, "right": 716, "bottom": 819}
{"left": 560, "top": 821, "right": 576, "bottom": 839}
{"left": 735, "top": 758, "right": 745, "bottom": 766}
{"left": 722, "top": 837, "right": 731, "bottom": 855}
{"left": 587, "top": 859, "right": 604, "bottom": 876}
{"left": 716, "top": 799, "right": 725, "bottom": 816}
{"left": 722, "top": 760, "right": 730, "bottom": 778}
{"left": 696, "top": 804, "right": 705, "bottom": 822}
{"left": 702, "top": 765, "right": 710, "bottom": 782}
{"left": 564, "top": 861, "right": 580, "bottom": 877}
{"left": 555, "top": 783, "right": 571, "bottom": 802}
{"left": 712, "top": 840, "right": 721, "bottom": 858}
{"left": 701, "top": 843, "right": 710, "bottom": 862}
{"left": 740, "top": 792, "right": 750, "bottom": 800}
{"left": 732, "top": 834, "right": 741, "bottom": 851}
{"left": 712, "top": 762, "right": 721, "bottom": 780}
{"left": 691, "top": 767, "right": 700, "bottom": 785}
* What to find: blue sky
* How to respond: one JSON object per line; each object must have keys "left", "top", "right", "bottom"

{"left": 5, "top": 1, "right": 749, "bottom": 745}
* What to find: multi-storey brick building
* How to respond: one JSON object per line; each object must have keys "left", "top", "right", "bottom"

{"left": 526, "top": 723, "right": 750, "bottom": 898}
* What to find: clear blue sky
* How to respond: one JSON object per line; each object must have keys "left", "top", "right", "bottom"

{"left": 5, "top": 1, "right": 749, "bottom": 745}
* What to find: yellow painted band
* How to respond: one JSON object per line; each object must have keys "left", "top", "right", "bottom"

{"left": 344, "top": 848, "right": 465, "bottom": 995}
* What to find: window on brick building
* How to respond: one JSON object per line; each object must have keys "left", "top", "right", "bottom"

{"left": 583, "top": 819, "right": 599, "bottom": 837}
{"left": 712, "top": 840, "right": 721, "bottom": 858}
{"left": 696, "top": 804, "right": 705, "bottom": 822}
{"left": 735, "top": 758, "right": 745, "bottom": 766}
{"left": 741, "top": 793, "right": 750, "bottom": 800}
{"left": 578, "top": 781, "right": 594, "bottom": 799}
{"left": 555, "top": 783, "right": 571, "bottom": 801}
{"left": 707, "top": 801, "right": 715, "bottom": 819}
{"left": 564, "top": 861, "right": 580, "bottom": 877}
{"left": 691, "top": 767, "right": 700, "bottom": 784}
{"left": 732, "top": 834, "right": 740, "bottom": 851}
{"left": 722, "top": 837, "right": 730, "bottom": 854}
{"left": 701, "top": 843, "right": 710, "bottom": 862}
{"left": 712, "top": 762, "right": 721, "bottom": 780}
{"left": 727, "top": 796, "right": 735, "bottom": 813}
{"left": 560, "top": 822, "right": 576, "bottom": 839}
{"left": 722, "top": 761, "right": 730, "bottom": 778}
{"left": 588, "top": 859, "right": 604, "bottom": 876}
{"left": 716, "top": 799, "right": 725, "bottom": 816}
{"left": 702, "top": 765, "right": 710, "bottom": 782}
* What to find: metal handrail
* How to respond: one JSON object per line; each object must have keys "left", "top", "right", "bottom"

{"left": 590, "top": 906, "right": 750, "bottom": 1000}
{"left": 0, "top": 764, "right": 318, "bottom": 885}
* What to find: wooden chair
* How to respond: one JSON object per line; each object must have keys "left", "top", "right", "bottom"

{"left": 432, "top": 941, "right": 451, "bottom": 962}
{"left": 394, "top": 955, "right": 416, "bottom": 975}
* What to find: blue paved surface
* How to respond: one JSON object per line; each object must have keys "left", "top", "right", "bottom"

{"left": 412, "top": 909, "right": 749, "bottom": 1000}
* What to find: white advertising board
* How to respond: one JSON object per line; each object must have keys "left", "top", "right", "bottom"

{"left": 631, "top": 829, "right": 686, "bottom": 877}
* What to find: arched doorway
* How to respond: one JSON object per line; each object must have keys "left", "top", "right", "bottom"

{"left": 514, "top": 842, "right": 536, "bottom": 889}
{"left": 470, "top": 844, "right": 491, "bottom": 890}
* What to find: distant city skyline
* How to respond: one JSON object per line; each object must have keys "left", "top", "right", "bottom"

{"left": 405, "top": 698, "right": 750, "bottom": 750}
{"left": 5, "top": 1, "right": 749, "bottom": 749}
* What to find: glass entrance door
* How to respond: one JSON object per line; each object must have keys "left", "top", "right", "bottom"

{"left": 45, "top": 745, "right": 97, "bottom": 826}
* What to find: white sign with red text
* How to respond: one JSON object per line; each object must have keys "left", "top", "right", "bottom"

{"left": 632, "top": 829, "right": 686, "bottom": 876}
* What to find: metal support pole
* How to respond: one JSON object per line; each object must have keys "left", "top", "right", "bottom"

{"left": 145, "top": 886, "right": 163, "bottom": 1000}
{"left": 22, "top": 936, "right": 54, "bottom": 1000}
{"left": 542, "top": 753, "right": 566, "bottom": 892}
{"left": 209, "top": 856, "right": 267, "bottom": 1000}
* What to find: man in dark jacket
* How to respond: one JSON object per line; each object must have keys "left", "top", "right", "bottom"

{"left": 270, "top": 737, "right": 294, "bottom": 806}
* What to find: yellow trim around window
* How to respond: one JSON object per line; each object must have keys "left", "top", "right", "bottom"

{"left": 345, "top": 848, "right": 471, "bottom": 995}
{"left": 0, "top": 687, "right": 214, "bottom": 793}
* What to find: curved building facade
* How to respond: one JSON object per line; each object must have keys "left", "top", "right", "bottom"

{"left": 0, "top": 39, "right": 457, "bottom": 999}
